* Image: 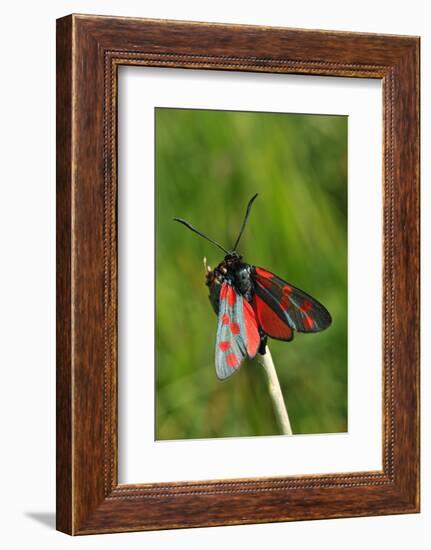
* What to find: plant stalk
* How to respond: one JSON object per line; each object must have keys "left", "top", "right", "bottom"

{"left": 258, "top": 345, "right": 293, "bottom": 435}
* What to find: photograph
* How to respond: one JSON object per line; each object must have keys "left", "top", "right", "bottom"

{"left": 155, "top": 107, "right": 348, "bottom": 440}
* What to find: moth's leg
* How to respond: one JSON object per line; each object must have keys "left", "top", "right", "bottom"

{"left": 258, "top": 330, "right": 268, "bottom": 355}
{"left": 206, "top": 267, "right": 223, "bottom": 315}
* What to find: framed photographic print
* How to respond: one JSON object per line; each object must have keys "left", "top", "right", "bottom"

{"left": 56, "top": 14, "right": 420, "bottom": 534}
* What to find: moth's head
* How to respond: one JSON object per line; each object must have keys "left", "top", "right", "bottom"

{"left": 225, "top": 250, "right": 242, "bottom": 263}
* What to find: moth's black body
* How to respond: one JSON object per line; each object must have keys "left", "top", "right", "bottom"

{"left": 207, "top": 252, "right": 253, "bottom": 305}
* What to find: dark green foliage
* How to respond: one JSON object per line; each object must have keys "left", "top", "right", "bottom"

{"left": 155, "top": 107, "right": 347, "bottom": 439}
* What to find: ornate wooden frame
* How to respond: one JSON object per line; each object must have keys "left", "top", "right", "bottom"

{"left": 56, "top": 14, "right": 420, "bottom": 534}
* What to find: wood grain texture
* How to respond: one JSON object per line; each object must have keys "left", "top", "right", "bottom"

{"left": 56, "top": 14, "right": 420, "bottom": 535}
{"left": 56, "top": 16, "right": 73, "bottom": 534}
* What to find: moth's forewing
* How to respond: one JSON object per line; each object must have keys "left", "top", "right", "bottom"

{"left": 252, "top": 266, "right": 332, "bottom": 333}
{"left": 215, "top": 282, "right": 259, "bottom": 380}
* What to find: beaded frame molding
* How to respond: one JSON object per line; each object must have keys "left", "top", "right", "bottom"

{"left": 56, "top": 14, "right": 420, "bottom": 535}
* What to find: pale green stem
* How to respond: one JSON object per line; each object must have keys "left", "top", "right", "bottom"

{"left": 258, "top": 345, "right": 293, "bottom": 435}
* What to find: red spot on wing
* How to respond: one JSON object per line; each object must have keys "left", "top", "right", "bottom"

{"left": 242, "top": 300, "right": 260, "bottom": 357}
{"left": 219, "top": 283, "right": 228, "bottom": 300}
{"left": 227, "top": 286, "right": 237, "bottom": 306}
{"left": 226, "top": 353, "right": 238, "bottom": 368}
{"left": 300, "top": 300, "right": 313, "bottom": 312}
{"left": 222, "top": 314, "right": 230, "bottom": 325}
{"left": 255, "top": 267, "right": 274, "bottom": 279}
{"left": 282, "top": 285, "right": 293, "bottom": 295}
{"left": 253, "top": 294, "right": 293, "bottom": 341}
{"left": 257, "top": 276, "right": 273, "bottom": 289}
{"left": 230, "top": 322, "right": 240, "bottom": 335}
{"left": 304, "top": 315, "right": 315, "bottom": 329}
{"left": 280, "top": 294, "right": 290, "bottom": 311}
{"left": 219, "top": 341, "right": 230, "bottom": 352}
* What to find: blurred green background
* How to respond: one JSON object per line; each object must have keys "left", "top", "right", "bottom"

{"left": 155, "top": 107, "right": 347, "bottom": 440}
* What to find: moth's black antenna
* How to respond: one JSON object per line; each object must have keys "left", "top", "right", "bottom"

{"left": 233, "top": 193, "right": 258, "bottom": 251}
{"left": 173, "top": 218, "right": 229, "bottom": 254}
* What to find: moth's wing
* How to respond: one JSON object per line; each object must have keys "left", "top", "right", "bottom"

{"left": 241, "top": 295, "right": 261, "bottom": 357}
{"left": 252, "top": 266, "right": 332, "bottom": 333}
{"left": 252, "top": 291, "right": 293, "bottom": 341}
{"left": 215, "top": 282, "right": 260, "bottom": 380}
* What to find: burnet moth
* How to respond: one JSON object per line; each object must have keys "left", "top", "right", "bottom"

{"left": 174, "top": 194, "right": 332, "bottom": 380}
